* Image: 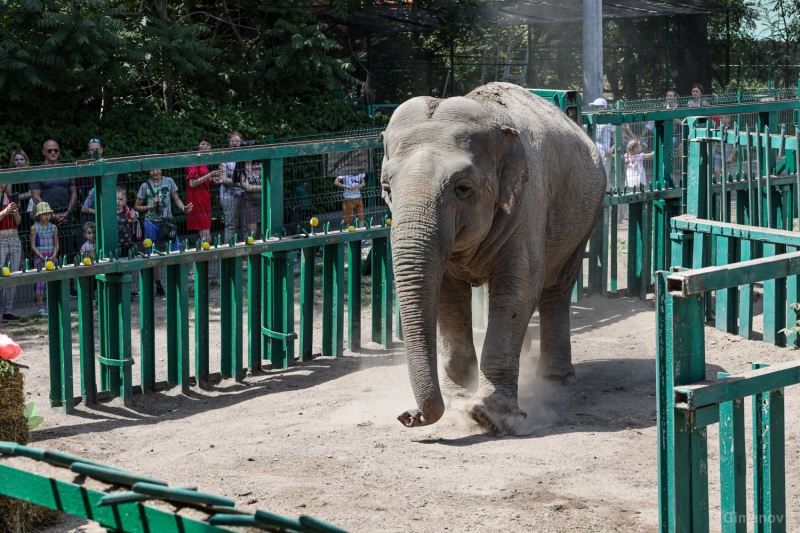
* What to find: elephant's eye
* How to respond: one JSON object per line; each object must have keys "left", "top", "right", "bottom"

{"left": 382, "top": 181, "right": 392, "bottom": 207}
{"left": 454, "top": 178, "right": 475, "bottom": 200}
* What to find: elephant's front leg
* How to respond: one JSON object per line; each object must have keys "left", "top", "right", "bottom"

{"left": 439, "top": 276, "right": 479, "bottom": 404}
{"left": 465, "top": 275, "right": 538, "bottom": 436}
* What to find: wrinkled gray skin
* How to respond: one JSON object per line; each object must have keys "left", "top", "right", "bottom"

{"left": 381, "top": 83, "right": 606, "bottom": 436}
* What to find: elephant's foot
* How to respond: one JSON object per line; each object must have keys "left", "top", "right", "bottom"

{"left": 535, "top": 359, "right": 577, "bottom": 385}
{"left": 462, "top": 394, "right": 529, "bottom": 436}
{"left": 442, "top": 374, "right": 477, "bottom": 408}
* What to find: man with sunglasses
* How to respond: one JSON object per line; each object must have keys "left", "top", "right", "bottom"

{"left": 30, "top": 140, "right": 78, "bottom": 296}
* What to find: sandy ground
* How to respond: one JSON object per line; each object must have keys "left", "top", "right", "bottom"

{"left": 2, "top": 284, "right": 798, "bottom": 533}
{"left": 2, "top": 224, "right": 799, "bottom": 533}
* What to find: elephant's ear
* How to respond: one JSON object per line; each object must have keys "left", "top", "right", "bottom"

{"left": 497, "top": 125, "right": 529, "bottom": 215}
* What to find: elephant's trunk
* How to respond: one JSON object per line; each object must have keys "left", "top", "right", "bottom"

{"left": 390, "top": 179, "right": 453, "bottom": 428}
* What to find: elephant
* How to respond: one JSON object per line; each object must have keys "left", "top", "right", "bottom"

{"left": 380, "top": 82, "right": 606, "bottom": 436}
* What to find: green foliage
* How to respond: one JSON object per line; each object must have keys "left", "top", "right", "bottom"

{"left": 779, "top": 302, "right": 800, "bottom": 336}
{"left": 0, "top": 91, "right": 370, "bottom": 163}
{"left": 0, "top": 360, "right": 14, "bottom": 377}
{"left": 23, "top": 402, "right": 44, "bottom": 430}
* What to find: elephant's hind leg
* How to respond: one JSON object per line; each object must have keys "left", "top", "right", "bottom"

{"left": 439, "top": 276, "right": 479, "bottom": 404}
{"left": 536, "top": 244, "right": 587, "bottom": 384}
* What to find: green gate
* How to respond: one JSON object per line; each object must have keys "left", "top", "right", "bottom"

{"left": 656, "top": 119, "right": 800, "bottom": 532}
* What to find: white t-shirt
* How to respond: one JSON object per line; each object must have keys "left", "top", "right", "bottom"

{"left": 340, "top": 174, "right": 365, "bottom": 199}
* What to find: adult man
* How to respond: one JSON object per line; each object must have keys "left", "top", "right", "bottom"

{"left": 590, "top": 98, "right": 615, "bottom": 189}
{"left": 334, "top": 173, "right": 365, "bottom": 226}
{"left": 30, "top": 140, "right": 78, "bottom": 296}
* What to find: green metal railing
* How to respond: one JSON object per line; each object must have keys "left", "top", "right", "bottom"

{"left": 574, "top": 87, "right": 800, "bottom": 301}
{"left": 656, "top": 254, "right": 800, "bottom": 533}
{"left": 655, "top": 121, "right": 800, "bottom": 532}
{"left": 0, "top": 133, "right": 396, "bottom": 412}
{"left": 0, "top": 441, "right": 349, "bottom": 533}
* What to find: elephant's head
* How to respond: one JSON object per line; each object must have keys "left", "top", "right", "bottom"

{"left": 381, "top": 96, "right": 529, "bottom": 427}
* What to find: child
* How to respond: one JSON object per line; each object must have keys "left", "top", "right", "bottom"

{"left": 624, "top": 139, "right": 654, "bottom": 189}
{"left": 30, "top": 202, "right": 58, "bottom": 317}
{"left": 134, "top": 169, "right": 192, "bottom": 297}
{"left": 80, "top": 221, "right": 96, "bottom": 260}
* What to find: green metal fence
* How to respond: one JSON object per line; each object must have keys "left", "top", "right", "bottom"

{"left": 656, "top": 251, "right": 800, "bottom": 533}
{"left": 0, "top": 134, "right": 396, "bottom": 412}
{"left": 574, "top": 87, "right": 800, "bottom": 302}
{"left": 0, "top": 441, "right": 349, "bottom": 533}
{"left": 656, "top": 122, "right": 800, "bottom": 532}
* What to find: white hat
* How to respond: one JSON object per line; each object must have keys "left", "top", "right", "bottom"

{"left": 590, "top": 97, "right": 608, "bottom": 108}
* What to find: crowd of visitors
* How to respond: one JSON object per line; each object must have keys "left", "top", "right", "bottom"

{"left": 590, "top": 83, "right": 729, "bottom": 192}
{"left": 1, "top": 132, "right": 368, "bottom": 319}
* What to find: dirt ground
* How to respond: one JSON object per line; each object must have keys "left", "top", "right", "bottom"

{"left": 3, "top": 278, "right": 799, "bottom": 533}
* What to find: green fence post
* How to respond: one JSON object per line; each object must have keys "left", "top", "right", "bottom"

{"left": 786, "top": 245, "right": 800, "bottom": 347}
{"left": 299, "top": 247, "right": 315, "bottom": 361}
{"left": 97, "top": 273, "right": 132, "bottom": 405}
{"left": 220, "top": 257, "right": 244, "bottom": 380}
{"left": 264, "top": 251, "right": 296, "bottom": 369}
{"left": 587, "top": 216, "right": 603, "bottom": 297}
{"left": 77, "top": 276, "right": 96, "bottom": 404}
{"left": 139, "top": 267, "right": 156, "bottom": 392}
{"left": 627, "top": 200, "right": 650, "bottom": 299}
{"left": 265, "top": 159, "right": 284, "bottom": 238}
{"left": 656, "top": 272, "right": 707, "bottom": 533}
{"left": 654, "top": 119, "right": 669, "bottom": 189}
{"left": 247, "top": 254, "right": 262, "bottom": 372}
{"left": 718, "top": 376, "right": 747, "bottom": 533}
{"left": 738, "top": 238, "right": 754, "bottom": 340}
{"left": 610, "top": 203, "right": 618, "bottom": 294}
{"left": 322, "top": 243, "right": 345, "bottom": 357}
{"left": 715, "top": 235, "right": 738, "bottom": 334}
{"left": 752, "top": 362, "right": 787, "bottom": 533}
{"left": 348, "top": 240, "right": 362, "bottom": 351}
{"left": 371, "top": 236, "right": 392, "bottom": 347}
{"left": 763, "top": 243, "right": 787, "bottom": 346}
{"left": 166, "top": 263, "right": 190, "bottom": 392}
{"left": 47, "top": 279, "right": 73, "bottom": 413}
{"left": 194, "top": 261, "right": 210, "bottom": 382}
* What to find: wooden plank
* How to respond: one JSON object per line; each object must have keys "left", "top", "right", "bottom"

{"left": 719, "top": 393, "right": 747, "bottom": 533}
{"left": 77, "top": 276, "right": 97, "bottom": 404}
{"left": 47, "top": 279, "right": 73, "bottom": 413}
{"left": 715, "top": 235, "right": 738, "bottom": 334}
{"left": 347, "top": 240, "right": 362, "bottom": 351}
{"left": 220, "top": 257, "right": 244, "bottom": 379}
{"left": 762, "top": 243, "right": 787, "bottom": 346}
{"left": 166, "top": 264, "right": 190, "bottom": 392}
{"left": 247, "top": 254, "right": 262, "bottom": 372}
{"left": 299, "top": 247, "right": 315, "bottom": 361}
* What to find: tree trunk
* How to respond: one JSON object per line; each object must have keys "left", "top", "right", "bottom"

{"left": 674, "top": 14, "right": 711, "bottom": 95}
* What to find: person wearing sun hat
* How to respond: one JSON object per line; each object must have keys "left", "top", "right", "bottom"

{"left": 30, "top": 202, "right": 58, "bottom": 317}
{"left": 591, "top": 97, "right": 615, "bottom": 189}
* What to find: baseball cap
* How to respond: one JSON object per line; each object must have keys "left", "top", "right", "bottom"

{"left": 590, "top": 98, "right": 608, "bottom": 108}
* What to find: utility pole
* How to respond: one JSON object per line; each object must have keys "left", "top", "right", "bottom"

{"left": 582, "top": 0, "right": 603, "bottom": 102}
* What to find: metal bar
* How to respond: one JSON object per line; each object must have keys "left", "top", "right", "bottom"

{"left": 139, "top": 267, "right": 156, "bottom": 392}
{"left": 628, "top": 202, "right": 644, "bottom": 298}
{"left": 195, "top": 261, "right": 210, "bottom": 382}
{"left": 719, "top": 395, "right": 747, "bottom": 533}
{"left": 247, "top": 254, "right": 262, "bottom": 372}
{"left": 786, "top": 245, "right": 800, "bottom": 347}
{"left": 738, "top": 237, "right": 754, "bottom": 340}
{"left": 266, "top": 159, "right": 284, "bottom": 238}
{"left": 585, "top": 100, "right": 800, "bottom": 126}
{"left": 0, "top": 227, "right": 391, "bottom": 290}
{"left": 166, "top": 263, "right": 190, "bottom": 391}
{"left": 0, "top": 136, "right": 383, "bottom": 185}
{"left": 610, "top": 205, "right": 618, "bottom": 293}
{"left": 347, "top": 240, "right": 362, "bottom": 351}
{"left": 715, "top": 235, "right": 738, "bottom": 334}
{"left": 299, "top": 247, "right": 315, "bottom": 362}
{"left": 672, "top": 215, "right": 800, "bottom": 247}
{"left": 721, "top": 124, "right": 728, "bottom": 222}
{"left": 220, "top": 257, "right": 244, "bottom": 380}
{"left": 765, "top": 126, "right": 774, "bottom": 228}
{"left": 47, "top": 279, "right": 73, "bottom": 413}
{"left": 77, "top": 276, "right": 97, "bottom": 404}
{"left": 322, "top": 244, "right": 345, "bottom": 357}
{"left": 673, "top": 360, "right": 800, "bottom": 409}
{"left": 371, "top": 237, "right": 392, "bottom": 347}
{"left": 762, "top": 243, "right": 787, "bottom": 346}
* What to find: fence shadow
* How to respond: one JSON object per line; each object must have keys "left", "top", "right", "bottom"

{"left": 31, "top": 347, "right": 406, "bottom": 439}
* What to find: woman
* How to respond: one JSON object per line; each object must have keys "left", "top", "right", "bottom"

{"left": 215, "top": 132, "right": 247, "bottom": 244}
{"left": 240, "top": 161, "right": 262, "bottom": 238}
{"left": 0, "top": 178, "right": 22, "bottom": 321}
{"left": 185, "top": 135, "right": 219, "bottom": 245}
